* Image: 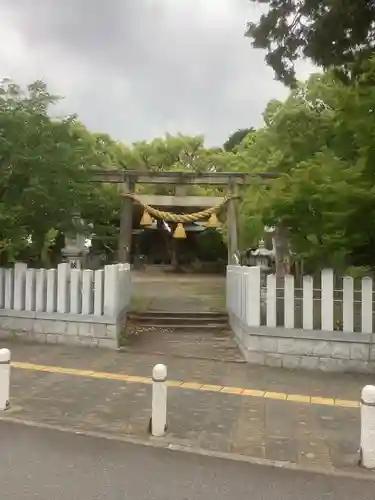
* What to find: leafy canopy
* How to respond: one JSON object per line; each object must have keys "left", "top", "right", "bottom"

{"left": 237, "top": 58, "right": 375, "bottom": 270}
{"left": 0, "top": 79, "right": 123, "bottom": 264}
{"left": 246, "top": 0, "right": 375, "bottom": 86}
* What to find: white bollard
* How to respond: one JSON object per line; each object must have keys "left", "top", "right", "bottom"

{"left": 360, "top": 385, "right": 375, "bottom": 469}
{"left": 0, "top": 348, "right": 10, "bottom": 411}
{"left": 151, "top": 364, "right": 167, "bottom": 437}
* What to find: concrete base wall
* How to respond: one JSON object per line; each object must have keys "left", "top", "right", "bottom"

{"left": 0, "top": 309, "right": 127, "bottom": 349}
{"left": 230, "top": 314, "right": 375, "bottom": 374}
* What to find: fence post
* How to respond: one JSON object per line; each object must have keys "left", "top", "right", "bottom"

{"left": 0, "top": 348, "right": 10, "bottom": 411}
{"left": 25, "top": 269, "right": 36, "bottom": 312}
{"left": 4, "top": 269, "right": 14, "bottom": 310}
{"left": 225, "top": 265, "right": 231, "bottom": 311}
{"left": 321, "top": 268, "right": 334, "bottom": 331}
{"left": 35, "top": 269, "right": 47, "bottom": 312}
{"left": 14, "top": 263, "right": 27, "bottom": 311}
{"left": 284, "top": 274, "right": 295, "bottom": 329}
{"left": 361, "top": 277, "right": 373, "bottom": 333}
{"left": 0, "top": 268, "right": 4, "bottom": 308}
{"left": 46, "top": 269, "right": 57, "bottom": 313}
{"left": 82, "top": 269, "right": 94, "bottom": 315}
{"left": 342, "top": 276, "right": 354, "bottom": 333}
{"left": 302, "top": 275, "right": 314, "bottom": 330}
{"left": 70, "top": 269, "right": 81, "bottom": 314}
{"left": 266, "top": 274, "right": 277, "bottom": 327}
{"left": 360, "top": 385, "right": 375, "bottom": 469}
{"left": 151, "top": 364, "right": 167, "bottom": 437}
{"left": 104, "top": 265, "right": 119, "bottom": 317}
{"left": 228, "top": 266, "right": 234, "bottom": 315}
{"left": 57, "top": 263, "right": 70, "bottom": 314}
{"left": 94, "top": 269, "right": 104, "bottom": 316}
{"left": 244, "top": 266, "right": 261, "bottom": 327}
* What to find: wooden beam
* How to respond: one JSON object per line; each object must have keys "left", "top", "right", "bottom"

{"left": 90, "top": 169, "right": 278, "bottom": 186}
{"left": 134, "top": 195, "right": 224, "bottom": 208}
{"left": 91, "top": 170, "right": 124, "bottom": 183}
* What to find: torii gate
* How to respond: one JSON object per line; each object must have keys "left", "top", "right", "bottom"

{"left": 91, "top": 170, "right": 276, "bottom": 264}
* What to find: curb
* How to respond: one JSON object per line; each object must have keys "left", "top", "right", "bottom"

{"left": 1, "top": 414, "right": 374, "bottom": 481}
{"left": 117, "top": 347, "right": 247, "bottom": 364}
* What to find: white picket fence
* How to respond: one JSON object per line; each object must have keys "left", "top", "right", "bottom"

{"left": 0, "top": 262, "right": 131, "bottom": 319}
{"left": 227, "top": 265, "right": 374, "bottom": 333}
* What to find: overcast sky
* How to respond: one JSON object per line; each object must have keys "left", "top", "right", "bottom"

{"left": 0, "top": 0, "right": 314, "bottom": 146}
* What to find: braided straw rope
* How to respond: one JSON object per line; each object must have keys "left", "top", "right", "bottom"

{"left": 124, "top": 193, "right": 235, "bottom": 223}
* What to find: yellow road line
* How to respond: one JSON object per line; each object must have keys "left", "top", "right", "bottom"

{"left": 311, "top": 396, "right": 335, "bottom": 406}
{"left": 10, "top": 361, "right": 360, "bottom": 409}
{"left": 287, "top": 394, "right": 311, "bottom": 404}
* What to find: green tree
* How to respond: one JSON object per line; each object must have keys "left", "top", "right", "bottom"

{"left": 130, "top": 134, "right": 205, "bottom": 172}
{"left": 246, "top": 0, "right": 375, "bottom": 86}
{"left": 237, "top": 61, "right": 375, "bottom": 270}
{"left": 223, "top": 128, "right": 254, "bottom": 152}
{"left": 0, "top": 79, "right": 126, "bottom": 264}
{"left": 128, "top": 134, "right": 226, "bottom": 196}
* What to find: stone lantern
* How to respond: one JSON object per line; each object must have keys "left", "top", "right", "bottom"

{"left": 250, "top": 239, "right": 274, "bottom": 272}
{"left": 250, "top": 239, "right": 275, "bottom": 306}
{"left": 61, "top": 215, "right": 89, "bottom": 269}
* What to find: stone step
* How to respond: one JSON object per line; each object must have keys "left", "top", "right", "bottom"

{"left": 128, "top": 317, "right": 228, "bottom": 326}
{"left": 132, "top": 323, "right": 229, "bottom": 331}
{"left": 129, "top": 311, "right": 227, "bottom": 319}
{"left": 127, "top": 311, "right": 229, "bottom": 333}
{"left": 128, "top": 313, "right": 228, "bottom": 327}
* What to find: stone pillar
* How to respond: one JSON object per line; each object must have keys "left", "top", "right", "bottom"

{"left": 226, "top": 180, "right": 239, "bottom": 265}
{"left": 118, "top": 178, "right": 134, "bottom": 263}
{"left": 0, "top": 348, "right": 10, "bottom": 411}
{"left": 361, "top": 385, "right": 375, "bottom": 469}
{"left": 62, "top": 238, "right": 85, "bottom": 269}
{"left": 151, "top": 364, "right": 168, "bottom": 437}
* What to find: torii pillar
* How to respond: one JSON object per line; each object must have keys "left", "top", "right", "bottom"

{"left": 118, "top": 178, "right": 134, "bottom": 263}
{"left": 226, "top": 179, "right": 239, "bottom": 264}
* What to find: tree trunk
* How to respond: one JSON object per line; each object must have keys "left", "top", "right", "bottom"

{"left": 274, "top": 225, "right": 291, "bottom": 277}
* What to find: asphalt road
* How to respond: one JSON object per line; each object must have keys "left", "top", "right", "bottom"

{"left": 1, "top": 421, "right": 374, "bottom": 500}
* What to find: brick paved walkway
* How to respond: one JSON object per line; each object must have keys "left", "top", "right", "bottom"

{"left": 2, "top": 342, "right": 374, "bottom": 475}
